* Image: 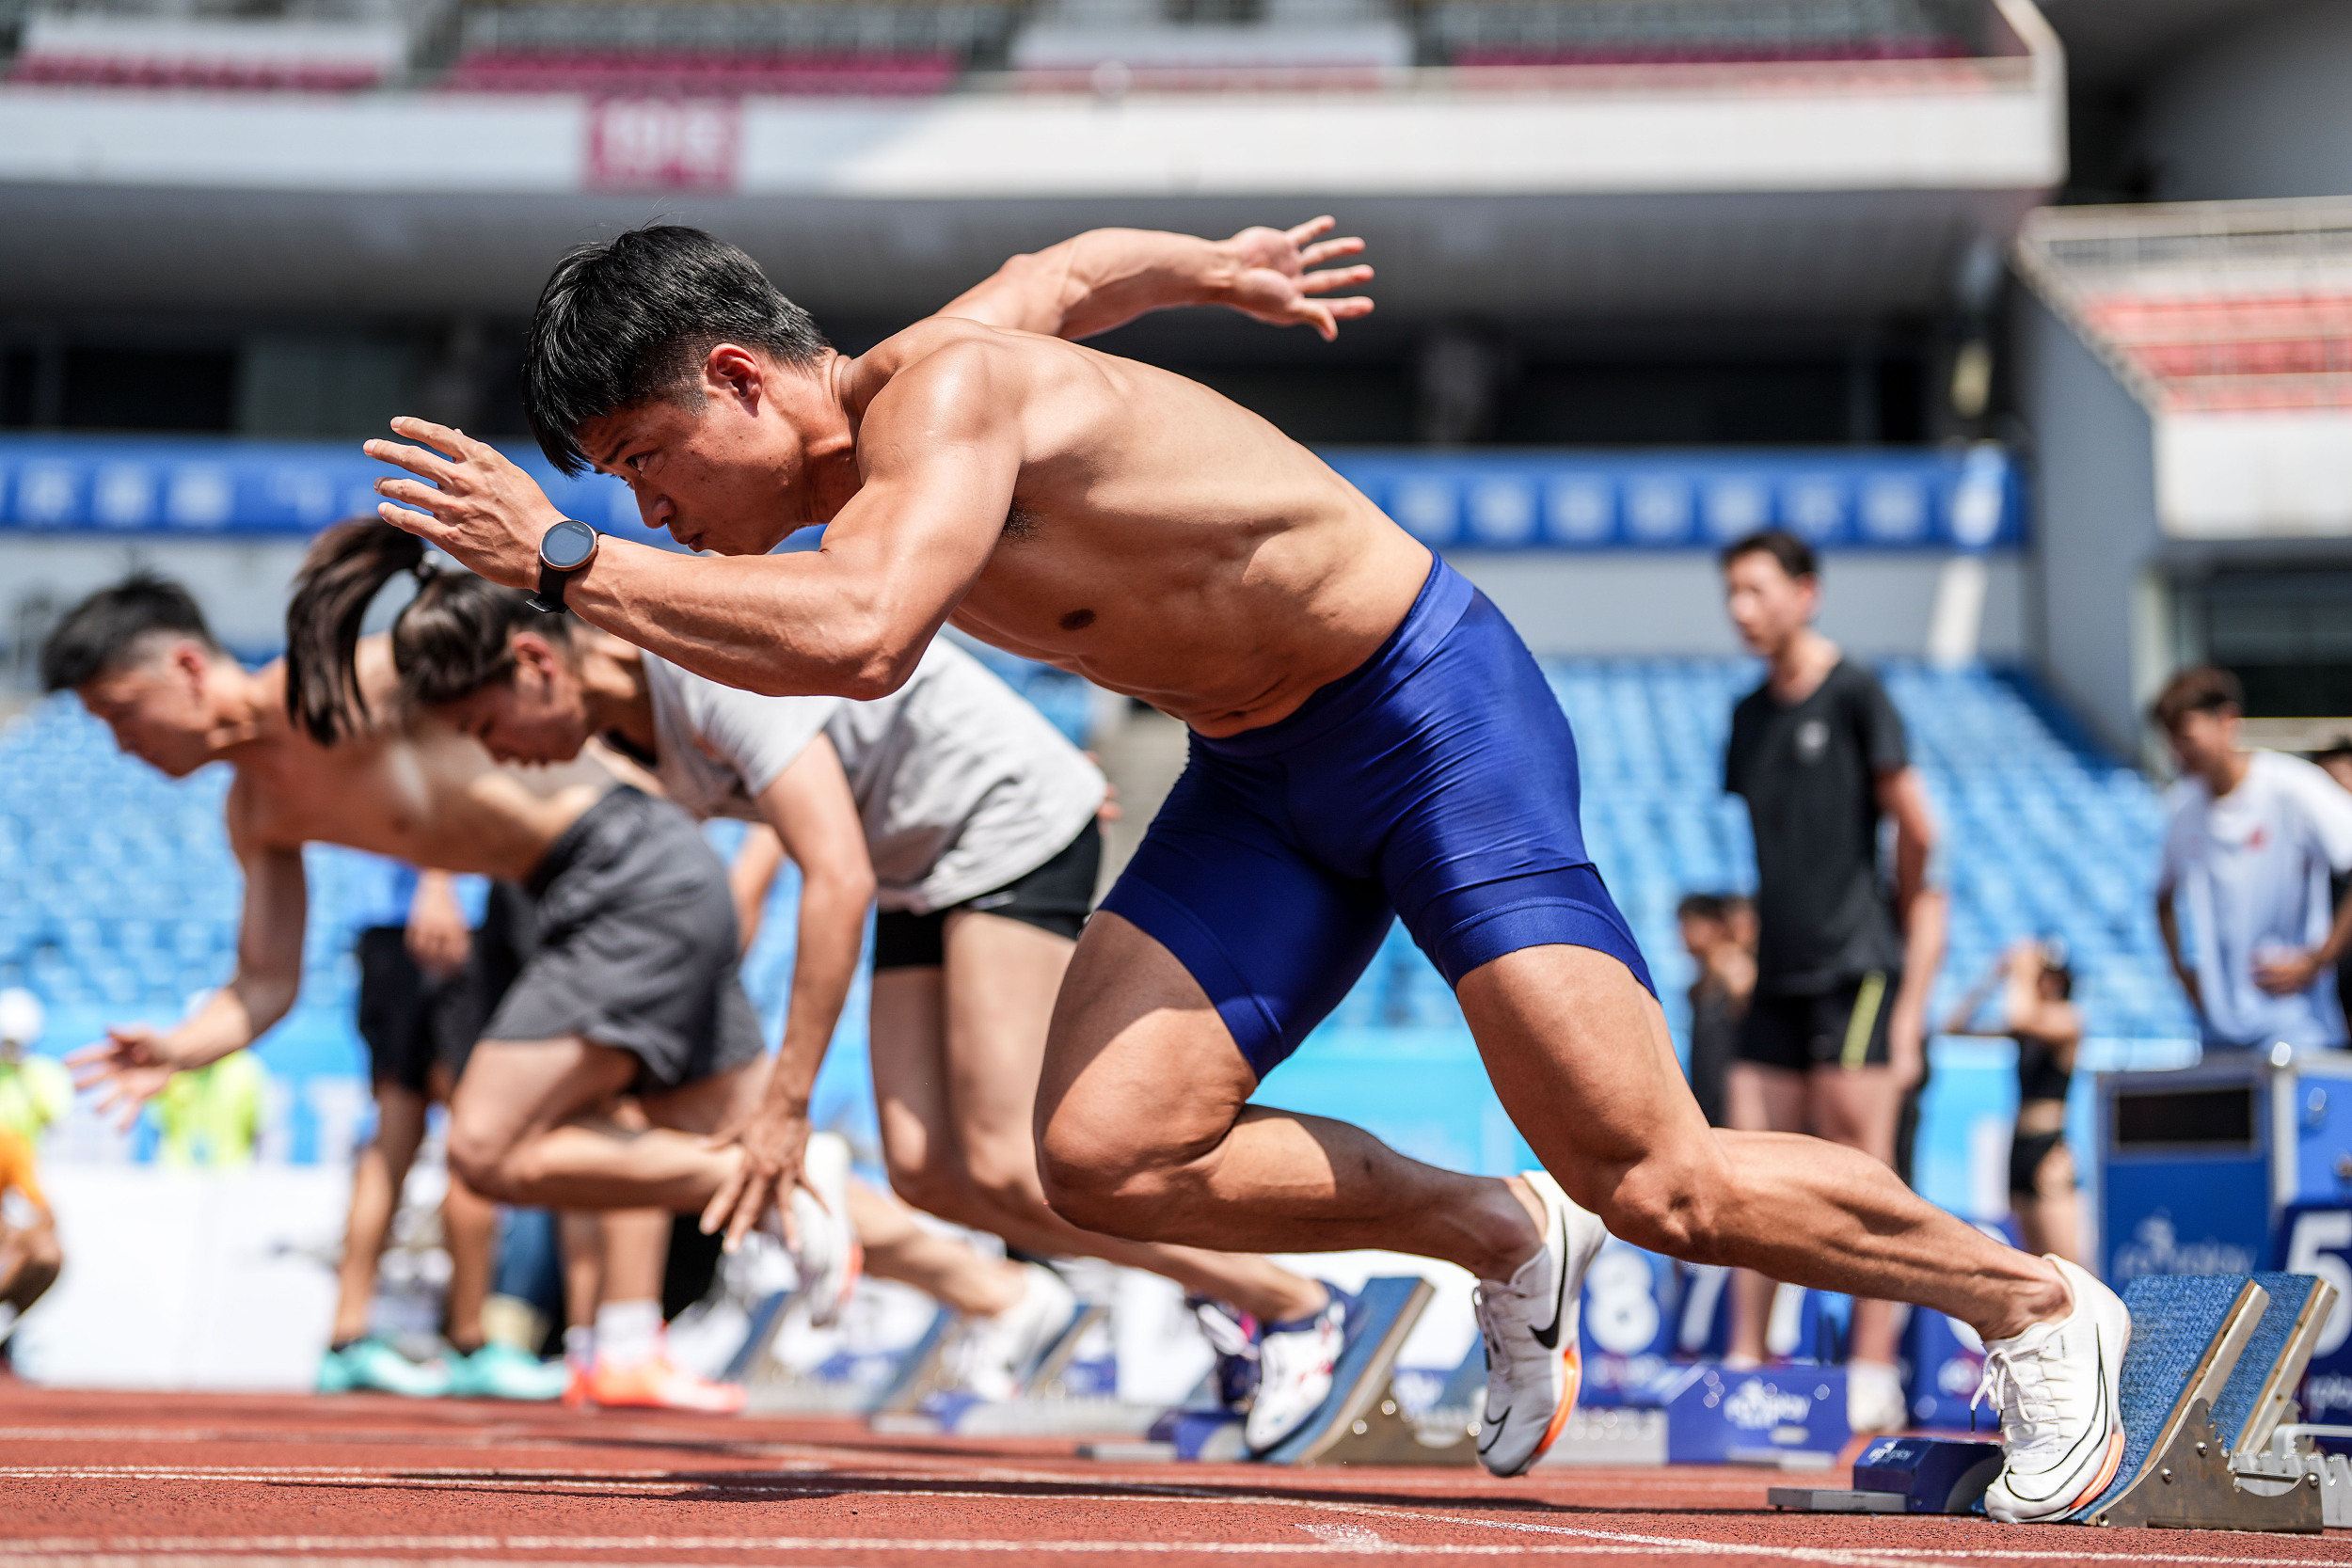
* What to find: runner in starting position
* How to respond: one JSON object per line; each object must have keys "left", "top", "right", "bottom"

{"left": 370, "top": 215, "right": 2128, "bottom": 1512}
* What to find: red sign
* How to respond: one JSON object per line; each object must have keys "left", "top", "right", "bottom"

{"left": 588, "top": 98, "right": 740, "bottom": 192}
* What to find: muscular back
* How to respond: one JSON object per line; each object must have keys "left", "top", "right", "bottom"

{"left": 229, "top": 641, "right": 616, "bottom": 878}
{"left": 841, "top": 320, "right": 1431, "bottom": 736}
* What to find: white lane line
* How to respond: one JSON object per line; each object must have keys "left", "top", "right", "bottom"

{"left": 1297, "top": 1524, "right": 1391, "bottom": 1550}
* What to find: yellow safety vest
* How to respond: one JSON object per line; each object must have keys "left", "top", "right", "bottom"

{"left": 155, "top": 1052, "right": 265, "bottom": 1170}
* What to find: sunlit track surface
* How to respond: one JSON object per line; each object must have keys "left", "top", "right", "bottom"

{"left": 5, "top": 1389, "right": 2349, "bottom": 1568}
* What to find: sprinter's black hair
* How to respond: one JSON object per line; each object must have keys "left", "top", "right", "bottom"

{"left": 523, "top": 225, "right": 829, "bottom": 475}
{"left": 40, "top": 574, "right": 221, "bottom": 693}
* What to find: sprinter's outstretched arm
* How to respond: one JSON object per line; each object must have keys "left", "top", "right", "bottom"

{"left": 69, "top": 809, "right": 307, "bottom": 1128}
{"left": 937, "top": 216, "right": 1375, "bottom": 342}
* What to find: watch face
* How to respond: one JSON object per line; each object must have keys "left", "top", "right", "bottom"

{"left": 542, "top": 518, "right": 599, "bottom": 571}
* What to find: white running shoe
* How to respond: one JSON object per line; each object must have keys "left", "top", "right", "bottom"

{"left": 1847, "top": 1358, "right": 1908, "bottom": 1434}
{"left": 1978, "top": 1256, "right": 2132, "bottom": 1524}
{"left": 1245, "top": 1285, "right": 1348, "bottom": 1455}
{"left": 946, "top": 1263, "right": 1076, "bottom": 1402}
{"left": 1472, "top": 1170, "right": 1610, "bottom": 1478}
{"left": 789, "top": 1132, "right": 861, "bottom": 1329}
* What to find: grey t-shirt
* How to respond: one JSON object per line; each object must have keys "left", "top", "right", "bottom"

{"left": 642, "top": 639, "right": 1106, "bottom": 914}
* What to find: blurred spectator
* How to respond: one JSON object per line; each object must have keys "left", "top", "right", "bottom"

{"left": 1676, "top": 893, "right": 1755, "bottom": 1128}
{"left": 2315, "top": 739, "right": 2352, "bottom": 1031}
{"left": 1944, "top": 941, "right": 2082, "bottom": 1263}
{"left": 1718, "top": 529, "right": 1946, "bottom": 1435}
{"left": 0, "top": 989, "right": 68, "bottom": 1375}
{"left": 2153, "top": 669, "right": 2352, "bottom": 1053}
{"left": 152, "top": 1051, "right": 263, "bottom": 1169}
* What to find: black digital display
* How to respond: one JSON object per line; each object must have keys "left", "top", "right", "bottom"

{"left": 2113, "top": 1085, "right": 2256, "bottom": 1149}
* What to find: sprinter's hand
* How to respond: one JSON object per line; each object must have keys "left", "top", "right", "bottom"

{"left": 700, "top": 1101, "right": 812, "bottom": 1254}
{"left": 67, "top": 1024, "right": 184, "bottom": 1132}
{"left": 1216, "top": 216, "right": 1375, "bottom": 341}
{"left": 366, "top": 418, "right": 564, "bottom": 591}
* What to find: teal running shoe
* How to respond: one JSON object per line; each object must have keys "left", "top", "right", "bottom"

{"left": 318, "top": 1338, "right": 450, "bottom": 1398}
{"left": 447, "top": 1341, "right": 569, "bottom": 1402}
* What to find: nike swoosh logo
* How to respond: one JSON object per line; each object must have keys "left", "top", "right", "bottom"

{"left": 1477, "top": 1407, "right": 1509, "bottom": 1454}
{"left": 1530, "top": 1200, "right": 1571, "bottom": 1351}
{"left": 2008, "top": 1337, "right": 2112, "bottom": 1506}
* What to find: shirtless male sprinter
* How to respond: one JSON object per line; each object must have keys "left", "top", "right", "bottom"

{"left": 289, "top": 530, "right": 1343, "bottom": 1441}
{"left": 48, "top": 575, "right": 768, "bottom": 1408}
{"left": 367, "top": 217, "right": 2130, "bottom": 1511}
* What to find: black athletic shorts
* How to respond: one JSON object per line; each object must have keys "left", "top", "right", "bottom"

{"left": 483, "top": 786, "right": 767, "bottom": 1093}
{"left": 356, "top": 923, "right": 506, "bottom": 1095}
{"left": 2009, "top": 1129, "right": 2068, "bottom": 1196}
{"left": 871, "top": 820, "right": 1101, "bottom": 972}
{"left": 1737, "top": 971, "right": 1897, "bottom": 1072}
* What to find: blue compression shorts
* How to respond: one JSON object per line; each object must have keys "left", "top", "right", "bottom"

{"left": 1097, "top": 555, "right": 1656, "bottom": 1080}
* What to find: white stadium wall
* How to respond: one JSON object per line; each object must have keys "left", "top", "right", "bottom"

{"left": 2014, "top": 290, "right": 2164, "bottom": 760}
{"left": 1447, "top": 549, "right": 2026, "bottom": 662}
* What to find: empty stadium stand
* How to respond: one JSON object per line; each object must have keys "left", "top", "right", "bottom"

{"left": 445, "top": 2, "right": 1017, "bottom": 95}
{"left": 1422, "top": 0, "right": 1986, "bottom": 72}
{"left": 2021, "top": 204, "right": 2352, "bottom": 416}
{"left": 8, "top": 12, "right": 411, "bottom": 92}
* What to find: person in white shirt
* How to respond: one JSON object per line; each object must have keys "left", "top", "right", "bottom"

{"left": 2153, "top": 666, "right": 2352, "bottom": 1052}
{"left": 303, "top": 527, "right": 1339, "bottom": 1435}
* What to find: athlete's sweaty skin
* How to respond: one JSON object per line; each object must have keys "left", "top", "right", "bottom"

{"left": 373, "top": 219, "right": 2075, "bottom": 1347}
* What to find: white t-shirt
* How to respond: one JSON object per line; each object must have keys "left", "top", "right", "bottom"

{"left": 643, "top": 638, "right": 1106, "bottom": 914}
{"left": 2158, "top": 750, "right": 2352, "bottom": 1049}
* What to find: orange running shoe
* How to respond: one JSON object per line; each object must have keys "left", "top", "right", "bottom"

{"left": 562, "top": 1366, "right": 595, "bottom": 1410}
{"left": 581, "top": 1355, "right": 748, "bottom": 1414}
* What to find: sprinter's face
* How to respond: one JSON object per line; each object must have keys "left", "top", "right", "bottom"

{"left": 580, "top": 343, "right": 843, "bottom": 559}
{"left": 438, "top": 635, "right": 595, "bottom": 767}
{"left": 76, "top": 640, "right": 218, "bottom": 779}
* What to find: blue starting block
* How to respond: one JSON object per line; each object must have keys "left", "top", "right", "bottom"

{"left": 1775, "top": 1271, "right": 2343, "bottom": 1533}
{"left": 1769, "top": 1436, "right": 2001, "bottom": 1513}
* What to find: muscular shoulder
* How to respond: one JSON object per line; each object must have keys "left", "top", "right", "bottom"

{"left": 850, "top": 319, "right": 1050, "bottom": 419}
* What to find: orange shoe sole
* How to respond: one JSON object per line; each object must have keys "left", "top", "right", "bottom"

{"left": 1523, "top": 1346, "right": 1582, "bottom": 1472}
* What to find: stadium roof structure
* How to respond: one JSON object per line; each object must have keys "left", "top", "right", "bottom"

{"left": 2017, "top": 195, "right": 2352, "bottom": 540}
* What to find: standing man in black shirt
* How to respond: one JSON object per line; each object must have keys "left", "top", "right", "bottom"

{"left": 1719, "top": 530, "right": 1947, "bottom": 1435}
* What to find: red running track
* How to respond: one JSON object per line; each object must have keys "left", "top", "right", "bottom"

{"left": 2, "top": 1385, "right": 2349, "bottom": 1567}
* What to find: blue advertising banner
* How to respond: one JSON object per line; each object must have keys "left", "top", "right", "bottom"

{"left": 0, "top": 434, "right": 2024, "bottom": 551}
{"left": 0, "top": 433, "right": 652, "bottom": 542}
{"left": 2274, "top": 1205, "right": 2352, "bottom": 1433}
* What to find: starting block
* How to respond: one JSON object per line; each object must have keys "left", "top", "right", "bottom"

{"left": 1264, "top": 1275, "right": 1476, "bottom": 1467}
{"left": 1769, "top": 1436, "right": 2001, "bottom": 1514}
{"left": 1109, "top": 1276, "right": 1477, "bottom": 1467}
{"left": 1775, "top": 1270, "right": 2342, "bottom": 1534}
{"left": 2070, "top": 1270, "right": 2333, "bottom": 1532}
{"left": 875, "top": 1297, "right": 1172, "bottom": 1437}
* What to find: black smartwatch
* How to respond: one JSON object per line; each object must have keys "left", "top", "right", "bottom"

{"left": 527, "top": 517, "right": 600, "bottom": 613}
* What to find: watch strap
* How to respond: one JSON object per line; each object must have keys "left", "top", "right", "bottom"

{"left": 526, "top": 561, "right": 570, "bottom": 615}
